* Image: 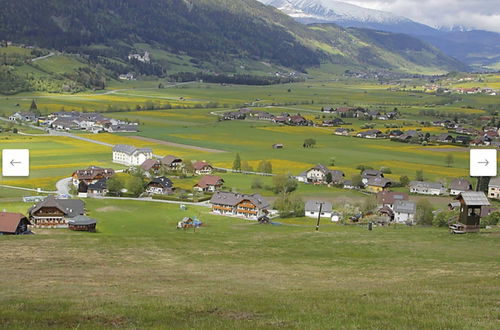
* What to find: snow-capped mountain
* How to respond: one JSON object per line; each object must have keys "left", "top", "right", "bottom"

{"left": 258, "top": 0, "right": 437, "bottom": 35}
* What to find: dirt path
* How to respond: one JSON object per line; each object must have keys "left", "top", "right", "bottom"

{"left": 129, "top": 136, "right": 227, "bottom": 153}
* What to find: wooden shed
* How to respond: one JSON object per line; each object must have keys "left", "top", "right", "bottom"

{"left": 455, "top": 191, "right": 490, "bottom": 233}
{"left": 68, "top": 215, "right": 97, "bottom": 232}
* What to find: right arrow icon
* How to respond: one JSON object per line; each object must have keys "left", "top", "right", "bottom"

{"left": 478, "top": 159, "right": 490, "bottom": 166}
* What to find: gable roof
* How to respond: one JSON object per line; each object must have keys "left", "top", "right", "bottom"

{"left": 140, "top": 159, "right": 161, "bottom": 171}
{"left": 88, "top": 178, "right": 107, "bottom": 191}
{"left": 489, "top": 177, "right": 500, "bottom": 188}
{"left": 367, "top": 177, "right": 391, "bottom": 187}
{"left": 210, "top": 191, "right": 270, "bottom": 209}
{"left": 393, "top": 200, "right": 416, "bottom": 214}
{"left": 29, "top": 196, "right": 85, "bottom": 218}
{"left": 161, "top": 155, "right": 182, "bottom": 166}
{"left": 410, "top": 181, "right": 445, "bottom": 190}
{"left": 362, "top": 170, "right": 383, "bottom": 178}
{"left": 73, "top": 166, "right": 114, "bottom": 180}
{"left": 195, "top": 175, "right": 224, "bottom": 188}
{"left": 450, "top": 178, "right": 472, "bottom": 191}
{"left": 148, "top": 176, "right": 173, "bottom": 189}
{"left": 377, "top": 191, "right": 409, "bottom": 205}
{"left": 456, "top": 191, "right": 490, "bottom": 206}
{"left": 113, "top": 144, "right": 152, "bottom": 156}
{"left": 0, "top": 212, "right": 30, "bottom": 233}
{"left": 193, "top": 161, "right": 212, "bottom": 171}
{"left": 305, "top": 201, "right": 332, "bottom": 213}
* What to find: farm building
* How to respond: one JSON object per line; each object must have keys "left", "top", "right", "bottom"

{"left": 28, "top": 196, "right": 85, "bottom": 228}
{"left": 366, "top": 177, "right": 392, "bottom": 193}
{"left": 488, "top": 177, "right": 500, "bottom": 199}
{"left": 393, "top": 200, "right": 417, "bottom": 224}
{"left": 305, "top": 201, "right": 333, "bottom": 219}
{"left": 455, "top": 191, "right": 491, "bottom": 233}
{"left": 161, "top": 155, "right": 183, "bottom": 170}
{"left": 87, "top": 179, "right": 108, "bottom": 197}
{"left": 112, "top": 145, "right": 152, "bottom": 166}
{"left": 449, "top": 178, "right": 472, "bottom": 196}
{"left": 297, "top": 164, "right": 344, "bottom": 184}
{"left": 361, "top": 170, "right": 384, "bottom": 185}
{"left": 377, "top": 191, "right": 409, "bottom": 209}
{"left": 140, "top": 159, "right": 162, "bottom": 173}
{"left": 410, "top": 181, "right": 447, "bottom": 196}
{"left": 356, "top": 129, "right": 382, "bottom": 139}
{"left": 68, "top": 215, "right": 97, "bottom": 232}
{"left": 193, "top": 161, "right": 213, "bottom": 175}
{"left": 210, "top": 191, "right": 270, "bottom": 220}
{"left": 0, "top": 212, "right": 31, "bottom": 235}
{"left": 193, "top": 175, "right": 224, "bottom": 192}
{"left": 72, "top": 166, "right": 114, "bottom": 187}
{"left": 146, "top": 177, "right": 174, "bottom": 195}
{"left": 334, "top": 128, "right": 351, "bottom": 136}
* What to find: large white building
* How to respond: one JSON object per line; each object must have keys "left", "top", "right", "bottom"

{"left": 305, "top": 200, "right": 333, "bottom": 219}
{"left": 112, "top": 144, "right": 153, "bottom": 166}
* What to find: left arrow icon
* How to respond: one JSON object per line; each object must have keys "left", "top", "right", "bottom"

{"left": 10, "top": 159, "right": 21, "bottom": 166}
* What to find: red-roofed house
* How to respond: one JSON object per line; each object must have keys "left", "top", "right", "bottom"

{"left": 0, "top": 212, "right": 31, "bottom": 235}
{"left": 193, "top": 175, "right": 224, "bottom": 192}
{"left": 193, "top": 161, "right": 213, "bottom": 175}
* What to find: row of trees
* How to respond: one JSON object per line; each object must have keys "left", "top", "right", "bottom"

{"left": 232, "top": 154, "right": 273, "bottom": 174}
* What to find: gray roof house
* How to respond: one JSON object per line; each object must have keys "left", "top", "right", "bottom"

{"left": 210, "top": 191, "right": 270, "bottom": 219}
{"left": 305, "top": 201, "right": 333, "bottom": 219}
{"left": 410, "top": 181, "right": 447, "bottom": 195}
{"left": 449, "top": 178, "right": 472, "bottom": 196}
{"left": 393, "top": 200, "right": 417, "bottom": 224}
{"left": 112, "top": 144, "right": 153, "bottom": 166}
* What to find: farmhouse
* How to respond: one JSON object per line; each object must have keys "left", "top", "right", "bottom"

{"left": 305, "top": 201, "right": 333, "bottom": 219}
{"left": 87, "top": 179, "right": 108, "bottom": 197}
{"left": 334, "top": 128, "right": 351, "bottom": 136}
{"left": 193, "top": 161, "right": 213, "bottom": 175}
{"left": 29, "top": 196, "right": 85, "bottom": 228}
{"left": 297, "top": 164, "right": 344, "bottom": 184}
{"left": 377, "top": 191, "right": 409, "bottom": 209}
{"left": 455, "top": 191, "right": 491, "bottom": 233}
{"left": 0, "top": 212, "right": 31, "bottom": 235}
{"left": 488, "top": 177, "right": 500, "bottom": 199}
{"left": 393, "top": 200, "right": 417, "bottom": 224}
{"left": 449, "top": 178, "right": 472, "bottom": 196}
{"left": 72, "top": 166, "right": 115, "bottom": 187}
{"left": 357, "top": 129, "right": 382, "bottom": 139}
{"left": 366, "top": 177, "right": 392, "bottom": 193}
{"left": 146, "top": 177, "right": 174, "bottom": 195}
{"left": 112, "top": 144, "right": 153, "bottom": 166}
{"left": 9, "top": 111, "right": 37, "bottom": 122}
{"left": 210, "top": 191, "right": 270, "bottom": 220}
{"left": 140, "top": 159, "right": 162, "bottom": 173}
{"left": 161, "top": 155, "right": 183, "bottom": 170}
{"left": 322, "top": 118, "right": 345, "bottom": 127}
{"left": 410, "top": 181, "right": 447, "bottom": 196}
{"left": 361, "top": 170, "right": 384, "bottom": 185}
{"left": 288, "top": 115, "right": 309, "bottom": 126}
{"left": 193, "top": 175, "right": 224, "bottom": 192}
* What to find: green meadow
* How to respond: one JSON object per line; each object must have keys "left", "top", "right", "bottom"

{"left": 0, "top": 199, "right": 499, "bottom": 329}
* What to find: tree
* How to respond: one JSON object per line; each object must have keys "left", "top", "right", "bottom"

{"left": 329, "top": 157, "right": 336, "bottom": 166}
{"left": 416, "top": 199, "right": 434, "bottom": 225}
{"left": 325, "top": 172, "right": 333, "bottom": 184}
{"left": 272, "top": 174, "right": 298, "bottom": 194}
{"left": 273, "top": 193, "right": 304, "bottom": 218}
{"left": 30, "top": 99, "right": 38, "bottom": 112}
{"left": 433, "top": 210, "right": 458, "bottom": 227}
{"left": 416, "top": 170, "right": 424, "bottom": 181}
{"left": 400, "top": 175, "right": 410, "bottom": 187}
{"left": 107, "top": 175, "right": 124, "bottom": 196}
{"left": 232, "top": 153, "right": 241, "bottom": 171}
{"left": 257, "top": 160, "right": 273, "bottom": 174}
{"left": 241, "top": 161, "right": 253, "bottom": 172}
{"left": 183, "top": 160, "right": 195, "bottom": 176}
{"left": 356, "top": 165, "right": 373, "bottom": 173}
{"left": 127, "top": 176, "right": 145, "bottom": 197}
{"left": 251, "top": 178, "right": 263, "bottom": 189}
{"left": 303, "top": 138, "right": 316, "bottom": 148}
{"left": 445, "top": 153, "right": 454, "bottom": 167}
{"left": 481, "top": 211, "right": 500, "bottom": 226}
{"left": 352, "top": 174, "right": 363, "bottom": 188}
{"left": 380, "top": 167, "right": 392, "bottom": 174}
{"left": 362, "top": 195, "right": 377, "bottom": 213}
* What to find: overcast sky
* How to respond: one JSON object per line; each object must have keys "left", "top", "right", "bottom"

{"left": 343, "top": 0, "right": 500, "bottom": 32}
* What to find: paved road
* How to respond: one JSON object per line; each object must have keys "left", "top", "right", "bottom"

{"left": 0, "top": 184, "right": 56, "bottom": 194}
{"left": 92, "top": 196, "right": 211, "bottom": 207}
{"left": 31, "top": 52, "right": 55, "bottom": 62}
{"left": 55, "top": 177, "right": 72, "bottom": 195}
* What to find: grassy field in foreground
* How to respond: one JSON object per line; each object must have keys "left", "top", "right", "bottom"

{"left": 0, "top": 199, "right": 499, "bottom": 329}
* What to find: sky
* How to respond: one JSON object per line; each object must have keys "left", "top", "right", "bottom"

{"left": 343, "top": 0, "right": 500, "bottom": 32}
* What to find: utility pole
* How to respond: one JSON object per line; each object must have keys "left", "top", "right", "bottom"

{"left": 316, "top": 202, "right": 325, "bottom": 231}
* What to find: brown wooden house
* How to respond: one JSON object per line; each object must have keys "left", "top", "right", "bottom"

{"left": 0, "top": 212, "right": 31, "bottom": 235}
{"left": 455, "top": 191, "right": 490, "bottom": 233}
{"left": 29, "top": 196, "right": 85, "bottom": 228}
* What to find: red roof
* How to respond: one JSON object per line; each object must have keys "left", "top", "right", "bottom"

{"left": 194, "top": 175, "right": 224, "bottom": 188}
{"left": 0, "top": 212, "right": 29, "bottom": 233}
{"left": 193, "top": 161, "right": 212, "bottom": 171}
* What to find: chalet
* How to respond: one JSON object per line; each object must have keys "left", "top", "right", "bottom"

{"left": 193, "top": 161, "right": 213, "bottom": 175}
{"left": 9, "top": 111, "right": 37, "bottom": 122}
{"left": 361, "top": 170, "right": 384, "bottom": 185}
{"left": 87, "top": 179, "right": 108, "bottom": 197}
{"left": 0, "top": 212, "right": 31, "bottom": 235}
{"left": 356, "top": 129, "right": 382, "bottom": 139}
{"left": 393, "top": 200, "right": 417, "bottom": 224}
{"left": 488, "top": 177, "right": 500, "bottom": 199}
{"left": 223, "top": 111, "right": 245, "bottom": 120}
{"left": 51, "top": 118, "right": 79, "bottom": 131}
{"left": 449, "top": 178, "right": 472, "bottom": 196}
{"left": 210, "top": 191, "right": 270, "bottom": 220}
{"left": 377, "top": 191, "right": 409, "bottom": 209}
{"left": 288, "top": 115, "right": 309, "bottom": 126}
{"left": 433, "top": 134, "right": 455, "bottom": 144}
{"left": 297, "top": 164, "right": 344, "bottom": 184}
{"left": 112, "top": 145, "right": 153, "bottom": 166}
{"left": 193, "top": 175, "right": 224, "bottom": 192}
{"left": 72, "top": 166, "right": 115, "bottom": 187}
{"left": 321, "top": 107, "right": 335, "bottom": 113}
{"left": 334, "top": 128, "right": 351, "bottom": 136}
{"left": 305, "top": 201, "right": 333, "bottom": 219}
{"left": 322, "top": 118, "right": 345, "bottom": 127}
{"left": 161, "top": 155, "right": 183, "bottom": 170}
{"left": 29, "top": 196, "right": 85, "bottom": 228}
{"left": 455, "top": 191, "right": 490, "bottom": 233}
{"left": 146, "top": 177, "right": 174, "bottom": 195}
{"left": 455, "top": 135, "right": 471, "bottom": 145}
{"left": 366, "top": 177, "right": 392, "bottom": 193}
{"left": 334, "top": 107, "right": 354, "bottom": 115}
{"left": 68, "top": 215, "right": 97, "bottom": 232}
{"left": 410, "top": 181, "right": 447, "bottom": 196}
{"left": 140, "top": 159, "right": 162, "bottom": 173}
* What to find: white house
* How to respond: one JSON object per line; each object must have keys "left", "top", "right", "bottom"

{"left": 298, "top": 165, "right": 344, "bottom": 184}
{"left": 488, "top": 177, "right": 500, "bottom": 199}
{"left": 410, "top": 181, "right": 447, "bottom": 196}
{"left": 393, "top": 200, "right": 417, "bottom": 224}
{"left": 449, "top": 178, "right": 472, "bottom": 196}
{"left": 112, "top": 144, "right": 153, "bottom": 166}
{"left": 305, "top": 200, "right": 333, "bottom": 219}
